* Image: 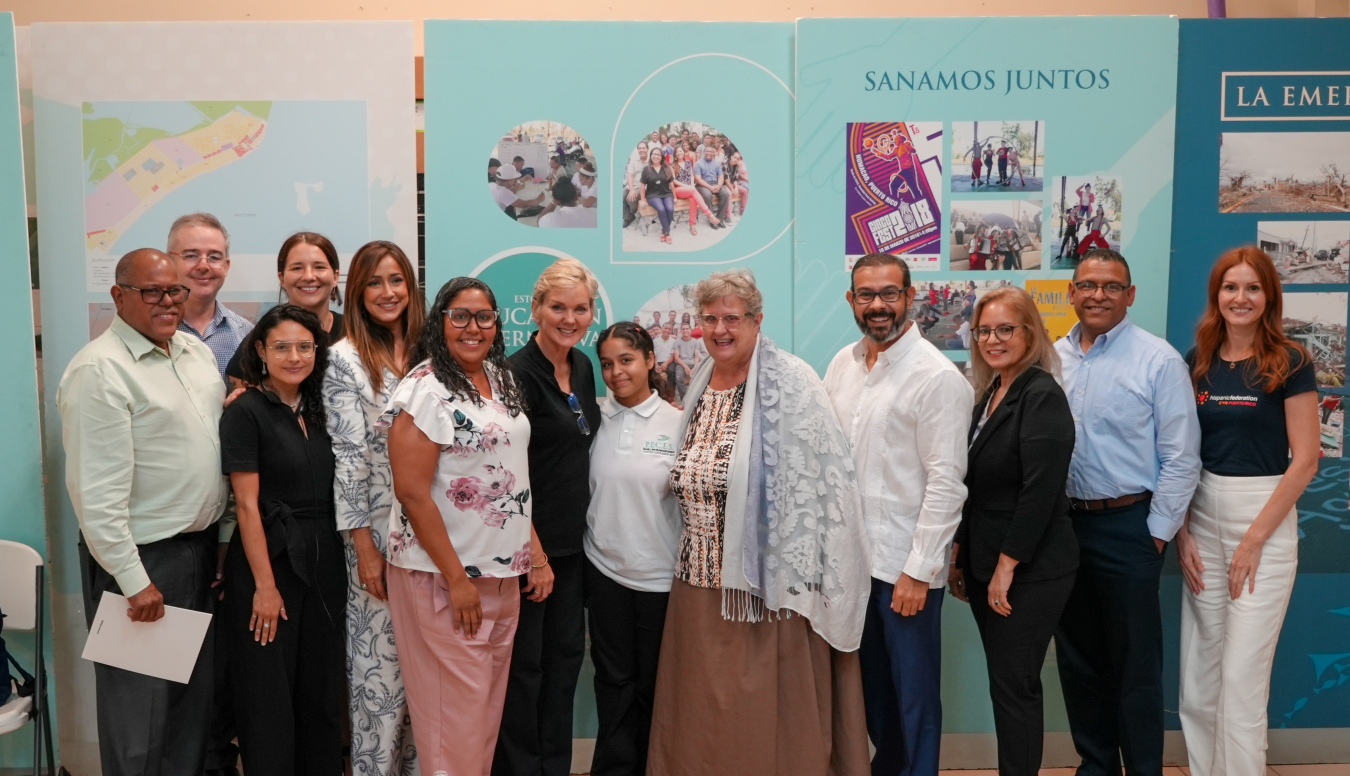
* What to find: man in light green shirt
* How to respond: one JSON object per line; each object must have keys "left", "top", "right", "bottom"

{"left": 57, "top": 249, "right": 229, "bottom": 776}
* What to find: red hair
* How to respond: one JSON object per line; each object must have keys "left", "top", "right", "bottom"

{"left": 1191, "top": 246, "right": 1310, "bottom": 393}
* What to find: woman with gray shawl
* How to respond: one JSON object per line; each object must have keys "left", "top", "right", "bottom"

{"left": 646, "top": 269, "right": 872, "bottom": 776}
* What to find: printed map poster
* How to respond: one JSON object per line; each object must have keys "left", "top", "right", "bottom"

{"left": 795, "top": 17, "right": 1179, "bottom": 374}
{"left": 845, "top": 121, "right": 942, "bottom": 263}
{"left": 32, "top": 23, "right": 414, "bottom": 771}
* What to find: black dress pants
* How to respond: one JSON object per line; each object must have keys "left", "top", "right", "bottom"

{"left": 968, "top": 572, "right": 1076, "bottom": 776}
{"left": 582, "top": 558, "right": 669, "bottom": 776}
{"left": 1054, "top": 500, "right": 1166, "bottom": 776}
{"left": 206, "top": 539, "right": 239, "bottom": 773}
{"left": 223, "top": 524, "right": 346, "bottom": 776}
{"left": 79, "top": 531, "right": 216, "bottom": 776}
{"left": 494, "top": 551, "right": 586, "bottom": 776}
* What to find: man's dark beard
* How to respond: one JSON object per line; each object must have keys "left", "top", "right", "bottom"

{"left": 854, "top": 307, "right": 906, "bottom": 344}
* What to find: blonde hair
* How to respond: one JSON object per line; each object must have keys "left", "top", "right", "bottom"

{"left": 695, "top": 268, "right": 763, "bottom": 315}
{"left": 969, "top": 287, "right": 1060, "bottom": 395}
{"left": 531, "top": 256, "right": 599, "bottom": 307}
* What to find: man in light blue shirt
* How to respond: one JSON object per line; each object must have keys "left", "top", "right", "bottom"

{"left": 692, "top": 145, "right": 732, "bottom": 229}
{"left": 1052, "top": 248, "right": 1200, "bottom": 776}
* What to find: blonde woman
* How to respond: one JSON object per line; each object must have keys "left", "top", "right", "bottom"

{"left": 949, "top": 287, "right": 1078, "bottom": 776}
{"left": 495, "top": 257, "right": 602, "bottom": 776}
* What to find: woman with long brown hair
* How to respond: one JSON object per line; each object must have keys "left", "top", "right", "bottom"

{"left": 1176, "top": 246, "right": 1319, "bottom": 776}
{"left": 321, "top": 241, "right": 425, "bottom": 776}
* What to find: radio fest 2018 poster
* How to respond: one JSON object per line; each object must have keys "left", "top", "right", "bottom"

{"left": 845, "top": 122, "right": 943, "bottom": 264}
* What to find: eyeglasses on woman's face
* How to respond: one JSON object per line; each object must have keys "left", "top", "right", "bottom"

{"left": 445, "top": 308, "right": 500, "bottom": 328}
{"left": 266, "top": 340, "right": 317, "bottom": 357}
{"left": 698, "top": 313, "right": 748, "bottom": 329}
{"left": 973, "top": 324, "right": 1026, "bottom": 343}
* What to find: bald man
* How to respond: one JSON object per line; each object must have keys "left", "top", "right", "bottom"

{"left": 57, "top": 249, "right": 232, "bottom": 776}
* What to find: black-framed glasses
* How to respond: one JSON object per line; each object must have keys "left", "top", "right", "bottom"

{"left": 852, "top": 286, "right": 910, "bottom": 305}
{"left": 171, "top": 250, "right": 227, "bottom": 265}
{"left": 973, "top": 324, "right": 1026, "bottom": 343}
{"left": 118, "top": 284, "right": 190, "bottom": 304}
{"left": 567, "top": 393, "right": 592, "bottom": 436}
{"left": 1073, "top": 281, "right": 1128, "bottom": 298}
{"left": 445, "top": 308, "right": 500, "bottom": 328}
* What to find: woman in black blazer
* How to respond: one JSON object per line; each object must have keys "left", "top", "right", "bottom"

{"left": 949, "top": 287, "right": 1079, "bottom": 776}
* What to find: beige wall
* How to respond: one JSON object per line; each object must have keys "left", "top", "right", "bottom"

{"left": 6, "top": 0, "right": 1335, "bottom": 54}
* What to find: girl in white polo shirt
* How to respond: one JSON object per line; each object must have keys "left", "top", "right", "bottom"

{"left": 584, "top": 321, "right": 683, "bottom": 776}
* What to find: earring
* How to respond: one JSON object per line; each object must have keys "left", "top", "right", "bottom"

{"left": 262, "top": 363, "right": 268, "bottom": 375}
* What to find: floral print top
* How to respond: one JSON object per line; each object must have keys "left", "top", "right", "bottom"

{"left": 376, "top": 360, "right": 532, "bottom": 578}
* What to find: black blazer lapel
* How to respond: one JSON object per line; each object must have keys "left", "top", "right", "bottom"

{"left": 966, "top": 367, "right": 1042, "bottom": 462}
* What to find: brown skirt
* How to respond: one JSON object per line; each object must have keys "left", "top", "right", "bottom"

{"left": 646, "top": 580, "right": 871, "bottom": 776}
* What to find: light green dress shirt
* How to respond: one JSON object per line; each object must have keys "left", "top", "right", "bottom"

{"left": 57, "top": 315, "right": 230, "bottom": 596}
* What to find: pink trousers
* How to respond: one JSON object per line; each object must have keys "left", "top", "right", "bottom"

{"left": 387, "top": 565, "right": 521, "bottom": 776}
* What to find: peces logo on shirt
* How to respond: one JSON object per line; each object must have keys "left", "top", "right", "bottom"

{"left": 642, "top": 434, "right": 677, "bottom": 457}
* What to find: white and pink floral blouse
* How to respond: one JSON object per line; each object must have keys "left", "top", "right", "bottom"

{"left": 377, "top": 360, "right": 533, "bottom": 578}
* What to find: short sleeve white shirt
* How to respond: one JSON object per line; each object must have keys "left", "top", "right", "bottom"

{"left": 585, "top": 393, "right": 682, "bottom": 591}
{"left": 491, "top": 182, "right": 517, "bottom": 211}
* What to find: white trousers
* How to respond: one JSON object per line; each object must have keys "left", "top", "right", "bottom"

{"left": 1179, "top": 470, "right": 1298, "bottom": 776}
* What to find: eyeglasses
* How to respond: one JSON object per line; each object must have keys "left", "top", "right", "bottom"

{"left": 171, "top": 250, "right": 227, "bottom": 265}
{"left": 699, "top": 313, "right": 748, "bottom": 329}
{"left": 852, "top": 286, "right": 909, "bottom": 305}
{"left": 445, "top": 308, "right": 500, "bottom": 328}
{"left": 973, "top": 324, "right": 1026, "bottom": 343}
{"left": 118, "top": 284, "right": 190, "bottom": 304}
{"left": 567, "top": 393, "right": 591, "bottom": 436}
{"left": 1073, "top": 281, "right": 1128, "bottom": 297}
{"left": 267, "top": 340, "right": 317, "bottom": 357}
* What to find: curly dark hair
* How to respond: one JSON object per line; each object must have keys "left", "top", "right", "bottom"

{"left": 596, "top": 321, "right": 673, "bottom": 404}
{"left": 236, "top": 304, "right": 329, "bottom": 429}
{"left": 410, "top": 277, "right": 527, "bottom": 417}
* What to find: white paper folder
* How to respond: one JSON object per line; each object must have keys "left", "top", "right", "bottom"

{"left": 81, "top": 591, "right": 212, "bottom": 684}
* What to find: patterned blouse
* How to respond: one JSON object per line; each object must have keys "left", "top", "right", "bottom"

{"left": 668, "top": 381, "right": 746, "bottom": 589}
{"left": 376, "top": 361, "right": 533, "bottom": 578}
{"left": 675, "top": 156, "right": 694, "bottom": 186}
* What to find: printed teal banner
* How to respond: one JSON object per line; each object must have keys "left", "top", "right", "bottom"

{"left": 1169, "top": 18, "right": 1350, "bottom": 731}
{"left": 794, "top": 16, "right": 1180, "bottom": 374}
{"left": 422, "top": 20, "right": 795, "bottom": 388}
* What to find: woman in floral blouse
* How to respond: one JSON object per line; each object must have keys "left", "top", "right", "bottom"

{"left": 322, "top": 241, "right": 424, "bottom": 776}
{"left": 382, "top": 277, "right": 553, "bottom": 776}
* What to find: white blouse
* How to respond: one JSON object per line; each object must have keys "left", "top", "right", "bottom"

{"left": 378, "top": 361, "right": 533, "bottom": 578}
{"left": 323, "top": 339, "right": 400, "bottom": 538}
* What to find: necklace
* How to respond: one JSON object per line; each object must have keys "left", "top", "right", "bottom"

{"left": 265, "top": 380, "right": 302, "bottom": 412}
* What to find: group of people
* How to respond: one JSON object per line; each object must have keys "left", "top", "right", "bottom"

{"left": 59, "top": 205, "right": 1313, "bottom": 776}
{"left": 633, "top": 310, "right": 708, "bottom": 404}
{"left": 489, "top": 153, "right": 599, "bottom": 228}
{"left": 966, "top": 223, "right": 1032, "bottom": 270}
{"left": 968, "top": 139, "right": 1026, "bottom": 188}
{"left": 622, "top": 129, "right": 748, "bottom": 243}
{"left": 1058, "top": 183, "right": 1114, "bottom": 261}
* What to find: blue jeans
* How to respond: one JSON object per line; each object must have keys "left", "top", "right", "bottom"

{"left": 860, "top": 578, "right": 944, "bottom": 776}
{"left": 649, "top": 195, "right": 675, "bottom": 235}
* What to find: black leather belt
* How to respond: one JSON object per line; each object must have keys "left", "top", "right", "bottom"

{"left": 1069, "top": 490, "right": 1152, "bottom": 512}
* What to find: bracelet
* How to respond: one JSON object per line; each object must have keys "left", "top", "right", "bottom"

{"left": 531, "top": 552, "right": 549, "bottom": 570}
